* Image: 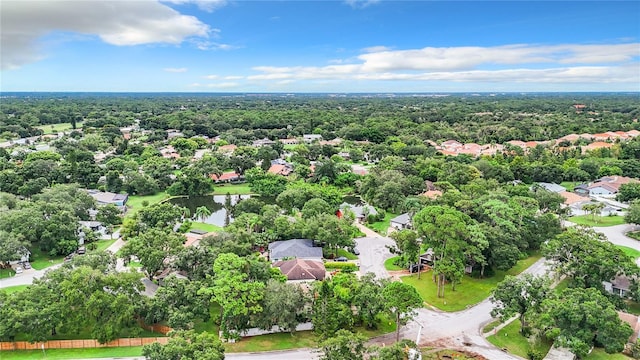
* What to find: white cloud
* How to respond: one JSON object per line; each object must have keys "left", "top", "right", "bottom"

{"left": 1, "top": 0, "right": 211, "bottom": 70}
{"left": 244, "top": 43, "right": 639, "bottom": 85}
{"left": 190, "top": 81, "right": 240, "bottom": 88}
{"left": 164, "top": 67, "right": 188, "bottom": 73}
{"left": 163, "top": 0, "right": 227, "bottom": 12}
{"left": 224, "top": 75, "right": 244, "bottom": 80}
{"left": 344, "top": 0, "right": 381, "bottom": 9}
{"left": 193, "top": 40, "right": 239, "bottom": 51}
{"left": 203, "top": 74, "right": 219, "bottom": 79}
{"left": 362, "top": 45, "right": 391, "bottom": 53}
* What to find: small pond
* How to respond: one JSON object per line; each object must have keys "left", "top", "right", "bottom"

{"left": 169, "top": 194, "right": 251, "bottom": 227}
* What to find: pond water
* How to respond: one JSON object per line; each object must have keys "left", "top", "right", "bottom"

{"left": 169, "top": 194, "right": 251, "bottom": 227}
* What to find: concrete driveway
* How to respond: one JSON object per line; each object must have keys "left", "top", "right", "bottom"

{"left": 353, "top": 222, "right": 395, "bottom": 280}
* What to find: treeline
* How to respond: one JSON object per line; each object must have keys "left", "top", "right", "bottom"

{"left": 2, "top": 94, "right": 639, "bottom": 143}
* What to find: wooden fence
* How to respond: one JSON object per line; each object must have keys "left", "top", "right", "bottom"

{"left": 0, "top": 337, "right": 169, "bottom": 351}
{"left": 139, "top": 322, "right": 172, "bottom": 335}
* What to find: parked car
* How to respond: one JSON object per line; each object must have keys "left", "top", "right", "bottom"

{"left": 23, "top": 262, "right": 31, "bottom": 269}
{"left": 352, "top": 248, "right": 360, "bottom": 255}
{"left": 15, "top": 266, "right": 23, "bottom": 274}
{"left": 335, "top": 256, "right": 348, "bottom": 262}
{"left": 76, "top": 246, "right": 86, "bottom": 255}
{"left": 64, "top": 253, "right": 75, "bottom": 262}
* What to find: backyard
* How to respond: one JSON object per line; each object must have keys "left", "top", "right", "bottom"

{"left": 367, "top": 212, "right": 398, "bottom": 235}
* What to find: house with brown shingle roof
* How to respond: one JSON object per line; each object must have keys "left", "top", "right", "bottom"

{"left": 210, "top": 171, "right": 240, "bottom": 183}
{"left": 273, "top": 259, "right": 326, "bottom": 281}
{"left": 217, "top": 144, "right": 237, "bottom": 154}
{"left": 582, "top": 141, "right": 613, "bottom": 153}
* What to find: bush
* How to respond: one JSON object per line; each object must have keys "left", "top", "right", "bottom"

{"left": 527, "top": 349, "right": 543, "bottom": 360}
{"left": 142, "top": 200, "right": 149, "bottom": 207}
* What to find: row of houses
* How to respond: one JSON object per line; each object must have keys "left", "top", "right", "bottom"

{"left": 435, "top": 129, "right": 640, "bottom": 157}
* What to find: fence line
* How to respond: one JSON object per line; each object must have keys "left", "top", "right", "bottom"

{"left": 0, "top": 337, "right": 169, "bottom": 351}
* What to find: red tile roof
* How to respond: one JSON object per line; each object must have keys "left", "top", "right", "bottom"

{"left": 210, "top": 171, "right": 239, "bottom": 181}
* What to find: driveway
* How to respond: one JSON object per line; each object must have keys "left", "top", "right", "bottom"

{"left": 592, "top": 223, "right": 640, "bottom": 251}
{"left": 0, "top": 263, "right": 63, "bottom": 289}
{"left": 353, "top": 222, "right": 395, "bottom": 280}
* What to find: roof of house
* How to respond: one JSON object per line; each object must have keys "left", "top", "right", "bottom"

{"left": 588, "top": 176, "right": 639, "bottom": 193}
{"left": 420, "top": 190, "right": 443, "bottom": 199}
{"left": 390, "top": 213, "right": 411, "bottom": 225}
{"left": 273, "top": 259, "right": 326, "bottom": 281}
{"left": 611, "top": 275, "right": 632, "bottom": 291}
{"left": 537, "top": 182, "right": 566, "bottom": 193}
{"left": 268, "top": 164, "right": 293, "bottom": 176}
{"left": 618, "top": 311, "right": 640, "bottom": 342}
{"left": 218, "top": 144, "right": 237, "bottom": 152}
{"left": 210, "top": 171, "right": 240, "bottom": 181}
{"left": 559, "top": 191, "right": 587, "bottom": 206}
{"left": 339, "top": 203, "right": 378, "bottom": 218}
{"left": 88, "top": 190, "right": 128, "bottom": 204}
{"left": 268, "top": 239, "right": 323, "bottom": 260}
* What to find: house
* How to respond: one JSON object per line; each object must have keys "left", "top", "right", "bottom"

{"left": 581, "top": 176, "right": 639, "bottom": 196}
{"left": 627, "top": 130, "right": 640, "bottom": 138}
{"left": 337, "top": 203, "right": 377, "bottom": 223}
{"left": 154, "top": 269, "right": 188, "bottom": 285}
{"left": 273, "top": 259, "right": 326, "bottom": 281}
{"left": 252, "top": 138, "right": 276, "bottom": 147}
{"left": 166, "top": 129, "right": 184, "bottom": 139}
{"left": 78, "top": 220, "right": 104, "bottom": 232}
{"left": 441, "top": 140, "right": 463, "bottom": 149}
{"left": 280, "top": 138, "right": 299, "bottom": 145}
{"left": 351, "top": 164, "right": 369, "bottom": 176}
{"left": 604, "top": 275, "right": 633, "bottom": 298}
{"left": 582, "top": 141, "right": 613, "bottom": 153}
{"left": 218, "top": 144, "right": 237, "bottom": 154}
{"left": 268, "top": 239, "right": 323, "bottom": 261}
{"left": 536, "top": 182, "right": 566, "bottom": 193}
{"left": 303, "top": 134, "right": 322, "bottom": 143}
{"left": 559, "top": 191, "right": 586, "bottom": 206}
{"left": 210, "top": 171, "right": 241, "bottom": 183}
{"left": 184, "top": 229, "right": 210, "bottom": 247}
{"left": 268, "top": 164, "right": 293, "bottom": 176}
{"left": 390, "top": 213, "right": 412, "bottom": 230}
{"left": 87, "top": 190, "right": 128, "bottom": 206}
{"left": 420, "top": 190, "right": 443, "bottom": 199}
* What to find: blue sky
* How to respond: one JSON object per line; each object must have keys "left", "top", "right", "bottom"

{"left": 1, "top": 0, "right": 639, "bottom": 92}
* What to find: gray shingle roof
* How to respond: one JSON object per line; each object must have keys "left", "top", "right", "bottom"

{"left": 268, "top": 239, "right": 323, "bottom": 260}
{"left": 390, "top": 213, "right": 411, "bottom": 225}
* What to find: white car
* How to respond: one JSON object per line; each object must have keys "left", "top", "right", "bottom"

{"left": 15, "top": 266, "right": 23, "bottom": 274}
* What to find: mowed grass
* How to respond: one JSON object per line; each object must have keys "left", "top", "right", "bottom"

{"left": 568, "top": 215, "right": 626, "bottom": 227}
{"left": 384, "top": 256, "right": 405, "bottom": 271}
{"left": 402, "top": 252, "right": 542, "bottom": 312}
{"left": 89, "top": 239, "right": 117, "bottom": 253}
{"left": 212, "top": 183, "right": 254, "bottom": 195}
{"left": 367, "top": 212, "right": 398, "bottom": 235}
{"left": 190, "top": 222, "right": 223, "bottom": 233}
{"left": 226, "top": 331, "right": 317, "bottom": 352}
{"left": 1, "top": 285, "right": 29, "bottom": 294}
{"left": 617, "top": 245, "right": 640, "bottom": 260}
{"left": 126, "top": 192, "right": 170, "bottom": 216}
{"left": 36, "top": 122, "right": 84, "bottom": 135}
{"left": 487, "top": 319, "right": 552, "bottom": 359}
{"left": 0, "top": 346, "right": 143, "bottom": 359}
{"left": 29, "top": 247, "right": 64, "bottom": 270}
{"left": 585, "top": 348, "right": 632, "bottom": 359}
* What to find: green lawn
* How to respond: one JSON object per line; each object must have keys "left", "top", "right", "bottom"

{"left": 402, "top": 252, "right": 542, "bottom": 312}
{"left": 190, "top": 222, "right": 223, "bottom": 233}
{"left": 487, "top": 320, "right": 552, "bottom": 359}
{"left": 0, "top": 346, "right": 143, "bottom": 360}
{"left": 0, "top": 267, "right": 16, "bottom": 279}
{"left": 367, "top": 212, "right": 398, "bottom": 235}
{"left": 384, "top": 256, "right": 404, "bottom": 271}
{"left": 585, "top": 348, "right": 631, "bottom": 359}
{"left": 226, "top": 331, "right": 317, "bottom": 352}
{"left": 568, "top": 214, "right": 626, "bottom": 227}
{"left": 126, "top": 192, "right": 170, "bottom": 217}
{"left": 482, "top": 319, "right": 502, "bottom": 333}
{"left": 36, "top": 122, "right": 84, "bottom": 135}
{"left": 560, "top": 181, "right": 579, "bottom": 191}
{"left": 29, "top": 247, "right": 64, "bottom": 270}
{"left": 212, "top": 183, "right": 254, "bottom": 195}
{"left": 323, "top": 248, "right": 358, "bottom": 260}
{"left": 1, "top": 285, "right": 29, "bottom": 294}
{"left": 89, "top": 239, "right": 117, "bottom": 253}
{"left": 127, "top": 261, "right": 143, "bottom": 268}
{"left": 617, "top": 245, "right": 640, "bottom": 260}
{"left": 625, "top": 300, "right": 640, "bottom": 316}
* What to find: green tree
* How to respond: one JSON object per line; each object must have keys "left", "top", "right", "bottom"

{"left": 491, "top": 274, "right": 551, "bottom": 334}
{"left": 194, "top": 206, "right": 212, "bottom": 223}
{"left": 96, "top": 203, "right": 122, "bottom": 226}
{"left": 255, "top": 279, "right": 307, "bottom": 334}
{"left": 200, "top": 253, "right": 265, "bottom": 339}
{"left": 534, "top": 287, "right": 633, "bottom": 358}
{"left": 382, "top": 281, "right": 423, "bottom": 342}
{"left": 618, "top": 183, "right": 640, "bottom": 202}
{"left": 142, "top": 330, "right": 225, "bottom": 360}
{"left": 625, "top": 200, "right": 640, "bottom": 226}
{"left": 121, "top": 229, "right": 185, "bottom": 279}
{"left": 318, "top": 329, "right": 368, "bottom": 360}
{"left": 389, "top": 229, "right": 420, "bottom": 270}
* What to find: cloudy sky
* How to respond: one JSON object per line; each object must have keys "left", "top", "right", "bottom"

{"left": 1, "top": 0, "right": 639, "bottom": 92}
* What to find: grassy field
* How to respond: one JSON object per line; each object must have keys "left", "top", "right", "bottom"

{"left": 402, "top": 252, "right": 542, "bottom": 312}
{"left": 212, "top": 183, "right": 254, "bottom": 195}
{"left": 1, "top": 285, "right": 29, "bottom": 294}
{"left": 29, "top": 247, "right": 64, "bottom": 270}
{"left": 560, "top": 181, "right": 580, "bottom": 191}
{"left": 226, "top": 331, "right": 317, "bottom": 352}
{"left": 89, "top": 239, "right": 117, "bottom": 253}
{"left": 367, "top": 212, "right": 398, "bottom": 235}
{"left": 36, "top": 122, "right": 84, "bottom": 135}
{"left": 0, "top": 346, "right": 144, "bottom": 360}
{"left": 190, "top": 222, "right": 223, "bottom": 233}
{"left": 384, "top": 256, "right": 405, "bottom": 271}
{"left": 618, "top": 245, "right": 640, "bottom": 260}
{"left": 482, "top": 319, "right": 502, "bottom": 333}
{"left": 568, "top": 214, "right": 626, "bottom": 227}
{"left": 585, "top": 348, "right": 631, "bottom": 359}
{"left": 0, "top": 267, "right": 16, "bottom": 279}
{"left": 126, "top": 192, "right": 170, "bottom": 216}
{"left": 487, "top": 320, "right": 552, "bottom": 359}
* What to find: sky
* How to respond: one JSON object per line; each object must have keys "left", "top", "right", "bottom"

{"left": 1, "top": 0, "right": 639, "bottom": 92}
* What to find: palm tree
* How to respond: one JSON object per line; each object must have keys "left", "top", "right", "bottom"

{"left": 194, "top": 206, "right": 212, "bottom": 223}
